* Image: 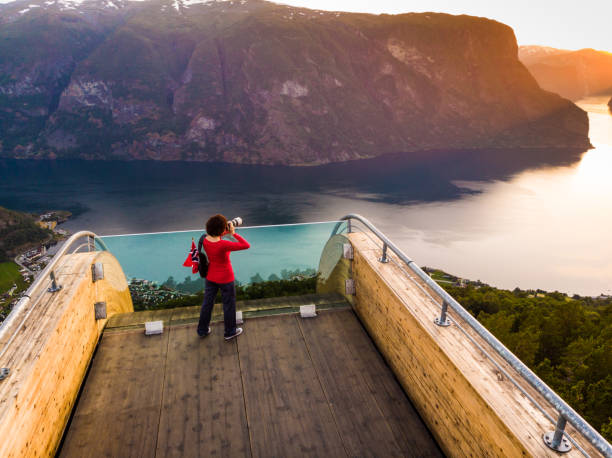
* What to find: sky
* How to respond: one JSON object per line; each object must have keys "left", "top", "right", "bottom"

{"left": 277, "top": 0, "right": 612, "bottom": 52}
{"left": 0, "top": 0, "right": 609, "bottom": 52}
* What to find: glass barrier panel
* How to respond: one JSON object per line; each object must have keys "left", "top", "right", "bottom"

{"left": 100, "top": 222, "right": 340, "bottom": 293}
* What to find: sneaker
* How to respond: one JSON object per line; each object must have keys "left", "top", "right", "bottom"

{"left": 198, "top": 327, "right": 211, "bottom": 338}
{"left": 224, "top": 327, "right": 243, "bottom": 341}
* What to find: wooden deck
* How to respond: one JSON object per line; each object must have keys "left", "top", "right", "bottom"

{"left": 59, "top": 307, "right": 442, "bottom": 457}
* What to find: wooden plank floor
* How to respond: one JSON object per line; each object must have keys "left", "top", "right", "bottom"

{"left": 60, "top": 308, "right": 442, "bottom": 457}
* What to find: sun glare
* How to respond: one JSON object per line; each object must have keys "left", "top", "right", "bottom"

{"left": 573, "top": 145, "right": 612, "bottom": 193}
{"left": 276, "top": 0, "right": 612, "bottom": 52}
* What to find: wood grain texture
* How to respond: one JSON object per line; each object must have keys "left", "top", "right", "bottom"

{"left": 155, "top": 323, "right": 250, "bottom": 458}
{"left": 0, "top": 251, "right": 133, "bottom": 458}
{"left": 237, "top": 315, "right": 346, "bottom": 457}
{"left": 348, "top": 232, "right": 593, "bottom": 457}
{"left": 62, "top": 307, "right": 445, "bottom": 457}
{"left": 60, "top": 329, "right": 168, "bottom": 458}
{"left": 298, "top": 309, "right": 442, "bottom": 457}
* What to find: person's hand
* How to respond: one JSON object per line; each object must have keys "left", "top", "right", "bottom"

{"left": 228, "top": 221, "right": 235, "bottom": 235}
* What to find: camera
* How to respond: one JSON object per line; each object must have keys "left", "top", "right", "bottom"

{"left": 227, "top": 217, "right": 243, "bottom": 229}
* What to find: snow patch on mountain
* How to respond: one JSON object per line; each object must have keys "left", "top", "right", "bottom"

{"left": 181, "top": 0, "right": 221, "bottom": 7}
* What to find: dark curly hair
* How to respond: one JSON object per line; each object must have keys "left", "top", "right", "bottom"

{"left": 206, "top": 214, "right": 227, "bottom": 237}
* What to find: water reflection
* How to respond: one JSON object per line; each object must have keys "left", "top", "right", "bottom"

{"left": 0, "top": 147, "right": 584, "bottom": 232}
{"left": 347, "top": 98, "right": 612, "bottom": 296}
{"left": 0, "top": 97, "right": 610, "bottom": 295}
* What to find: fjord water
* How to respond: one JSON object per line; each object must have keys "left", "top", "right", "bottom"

{"left": 99, "top": 223, "right": 339, "bottom": 288}
{"left": 1, "top": 98, "right": 610, "bottom": 295}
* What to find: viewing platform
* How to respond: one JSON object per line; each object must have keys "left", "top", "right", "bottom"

{"left": 0, "top": 216, "right": 610, "bottom": 457}
{"left": 60, "top": 303, "right": 441, "bottom": 457}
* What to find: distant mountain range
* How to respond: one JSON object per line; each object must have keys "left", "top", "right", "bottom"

{"left": 519, "top": 45, "right": 612, "bottom": 101}
{"left": 0, "top": 0, "right": 590, "bottom": 165}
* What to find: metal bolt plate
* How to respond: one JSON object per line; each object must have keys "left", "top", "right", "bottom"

{"left": 91, "top": 262, "right": 104, "bottom": 282}
{"left": 542, "top": 432, "right": 572, "bottom": 453}
{"left": 378, "top": 256, "right": 389, "bottom": 263}
{"left": 300, "top": 304, "right": 317, "bottom": 318}
{"left": 94, "top": 301, "right": 107, "bottom": 320}
{"left": 434, "top": 317, "right": 451, "bottom": 327}
{"left": 345, "top": 279, "right": 355, "bottom": 295}
{"left": 342, "top": 243, "right": 354, "bottom": 260}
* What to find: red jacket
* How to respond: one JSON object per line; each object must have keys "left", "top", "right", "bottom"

{"left": 203, "top": 233, "right": 250, "bottom": 283}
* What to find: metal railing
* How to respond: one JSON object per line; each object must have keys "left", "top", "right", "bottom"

{"left": 0, "top": 231, "right": 107, "bottom": 380}
{"left": 332, "top": 214, "right": 612, "bottom": 458}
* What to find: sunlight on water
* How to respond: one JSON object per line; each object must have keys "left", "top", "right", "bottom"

{"left": 1, "top": 98, "right": 610, "bottom": 296}
{"left": 360, "top": 99, "right": 612, "bottom": 296}
{"left": 100, "top": 223, "right": 339, "bottom": 286}
{"left": 573, "top": 144, "right": 612, "bottom": 193}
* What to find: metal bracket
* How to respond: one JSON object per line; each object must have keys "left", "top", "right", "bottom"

{"left": 300, "top": 304, "right": 317, "bottom": 318}
{"left": 543, "top": 432, "right": 571, "bottom": 453}
{"left": 91, "top": 262, "right": 104, "bottom": 282}
{"left": 342, "top": 243, "right": 353, "bottom": 260}
{"left": 94, "top": 301, "right": 107, "bottom": 320}
{"left": 434, "top": 300, "right": 451, "bottom": 327}
{"left": 236, "top": 311, "right": 244, "bottom": 325}
{"left": 345, "top": 279, "right": 355, "bottom": 295}
{"left": 0, "top": 367, "right": 9, "bottom": 381}
{"left": 145, "top": 321, "right": 164, "bottom": 335}
{"left": 47, "top": 271, "right": 62, "bottom": 293}
{"left": 543, "top": 415, "right": 572, "bottom": 453}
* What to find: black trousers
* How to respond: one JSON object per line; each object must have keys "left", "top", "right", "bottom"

{"left": 198, "top": 280, "right": 237, "bottom": 337}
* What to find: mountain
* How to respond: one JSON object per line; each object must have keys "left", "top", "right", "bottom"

{"left": 519, "top": 45, "right": 612, "bottom": 101}
{"left": 0, "top": 0, "right": 590, "bottom": 165}
{"left": 518, "top": 45, "right": 570, "bottom": 66}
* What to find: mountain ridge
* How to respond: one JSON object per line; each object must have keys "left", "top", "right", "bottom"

{"left": 0, "top": 0, "right": 591, "bottom": 165}
{"left": 519, "top": 45, "right": 612, "bottom": 101}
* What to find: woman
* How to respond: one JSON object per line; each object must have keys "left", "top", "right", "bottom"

{"left": 197, "top": 214, "right": 250, "bottom": 340}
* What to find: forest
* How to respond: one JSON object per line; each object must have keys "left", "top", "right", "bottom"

{"left": 442, "top": 283, "right": 612, "bottom": 441}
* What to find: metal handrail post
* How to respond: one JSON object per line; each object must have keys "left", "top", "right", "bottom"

{"left": 379, "top": 243, "right": 389, "bottom": 263}
{"left": 544, "top": 414, "right": 572, "bottom": 453}
{"left": 434, "top": 300, "right": 451, "bottom": 327}
{"left": 553, "top": 416, "right": 568, "bottom": 449}
{"left": 332, "top": 213, "right": 612, "bottom": 458}
{"left": 47, "top": 271, "right": 62, "bottom": 293}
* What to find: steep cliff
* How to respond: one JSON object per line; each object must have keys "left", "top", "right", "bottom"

{"left": 0, "top": 0, "right": 590, "bottom": 165}
{"left": 519, "top": 46, "right": 612, "bottom": 101}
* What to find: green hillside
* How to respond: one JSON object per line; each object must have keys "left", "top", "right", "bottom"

{"left": 0, "top": 261, "right": 24, "bottom": 292}
{"left": 441, "top": 281, "right": 612, "bottom": 441}
{"left": 0, "top": 207, "right": 51, "bottom": 262}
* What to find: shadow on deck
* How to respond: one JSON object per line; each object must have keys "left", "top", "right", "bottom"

{"left": 59, "top": 299, "right": 442, "bottom": 457}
